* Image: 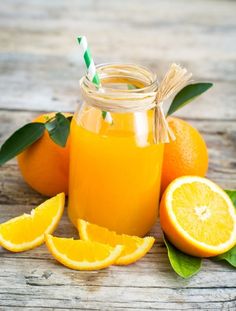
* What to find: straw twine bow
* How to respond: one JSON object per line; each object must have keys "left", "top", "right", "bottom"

{"left": 154, "top": 63, "right": 192, "bottom": 143}
{"left": 80, "top": 63, "right": 192, "bottom": 144}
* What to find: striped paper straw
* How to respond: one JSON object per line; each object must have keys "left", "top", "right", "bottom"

{"left": 77, "top": 36, "right": 112, "bottom": 124}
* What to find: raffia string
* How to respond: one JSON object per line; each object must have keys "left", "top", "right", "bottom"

{"left": 154, "top": 63, "right": 192, "bottom": 143}
{"left": 80, "top": 63, "right": 192, "bottom": 144}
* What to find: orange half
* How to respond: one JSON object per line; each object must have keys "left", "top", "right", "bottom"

{"left": 160, "top": 176, "right": 236, "bottom": 257}
{"left": 78, "top": 219, "right": 155, "bottom": 265}
{"left": 0, "top": 193, "right": 65, "bottom": 252}
{"left": 45, "top": 234, "right": 123, "bottom": 270}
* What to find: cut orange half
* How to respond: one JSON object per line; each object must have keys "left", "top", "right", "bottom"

{"left": 0, "top": 193, "right": 65, "bottom": 252}
{"left": 45, "top": 234, "right": 123, "bottom": 270}
{"left": 160, "top": 176, "right": 236, "bottom": 257}
{"left": 78, "top": 219, "right": 155, "bottom": 265}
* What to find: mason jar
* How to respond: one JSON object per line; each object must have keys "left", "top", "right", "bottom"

{"left": 68, "top": 63, "right": 164, "bottom": 236}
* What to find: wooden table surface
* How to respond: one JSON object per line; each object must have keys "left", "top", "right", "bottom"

{"left": 0, "top": 0, "right": 236, "bottom": 310}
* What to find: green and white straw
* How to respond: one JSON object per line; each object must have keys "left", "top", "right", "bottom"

{"left": 77, "top": 36, "right": 112, "bottom": 124}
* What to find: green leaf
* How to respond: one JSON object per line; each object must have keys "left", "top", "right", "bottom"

{"left": 225, "top": 190, "right": 236, "bottom": 208}
{"left": 213, "top": 246, "right": 236, "bottom": 268}
{"left": 167, "top": 83, "right": 213, "bottom": 116}
{"left": 45, "top": 113, "right": 70, "bottom": 147}
{"left": 0, "top": 123, "right": 45, "bottom": 166}
{"left": 102, "top": 111, "right": 107, "bottom": 120}
{"left": 163, "top": 235, "right": 202, "bottom": 278}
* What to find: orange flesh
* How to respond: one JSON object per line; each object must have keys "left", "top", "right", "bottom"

{"left": 0, "top": 195, "right": 64, "bottom": 244}
{"left": 172, "top": 182, "right": 234, "bottom": 246}
{"left": 48, "top": 237, "right": 114, "bottom": 262}
{"left": 80, "top": 220, "right": 150, "bottom": 257}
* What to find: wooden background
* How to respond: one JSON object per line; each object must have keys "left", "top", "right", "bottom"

{"left": 0, "top": 0, "right": 236, "bottom": 310}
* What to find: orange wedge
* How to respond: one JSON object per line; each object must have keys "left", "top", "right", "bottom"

{"left": 160, "top": 176, "right": 236, "bottom": 257}
{"left": 45, "top": 234, "right": 123, "bottom": 270}
{"left": 0, "top": 193, "right": 65, "bottom": 252}
{"left": 78, "top": 219, "right": 155, "bottom": 265}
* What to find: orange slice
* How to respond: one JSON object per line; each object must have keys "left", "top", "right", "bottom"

{"left": 45, "top": 234, "right": 123, "bottom": 270}
{"left": 78, "top": 219, "right": 155, "bottom": 265}
{"left": 160, "top": 176, "right": 236, "bottom": 257}
{"left": 0, "top": 193, "right": 65, "bottom": 252}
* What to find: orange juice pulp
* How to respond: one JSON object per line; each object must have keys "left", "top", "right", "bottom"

{"left": 68, "top": 108, "right": 164, "bottom": 236}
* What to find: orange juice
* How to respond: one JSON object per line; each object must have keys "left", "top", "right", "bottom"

{"left": 68, "top": 107, "right": 164, "bottom": 236}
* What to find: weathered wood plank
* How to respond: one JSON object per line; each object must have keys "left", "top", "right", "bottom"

{"left": 0, "top": 0, "right": 235, "bottom": 74}
{"left": 0, "top": 0, "right": 236, "bottom": 119}
{"left": 0, "top": 287, "right": 235, "bottom": 310}
{"left": 0, "top": 229, "right": 235, "bottom": 310}
{"left": 0, "top": 53, "right": 235, "bottom": 119}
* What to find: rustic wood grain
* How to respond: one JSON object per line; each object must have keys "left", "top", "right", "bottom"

{"left": 0, "top": 0, "right": 236, "bottom": 119}
{"left": 0, "top": 0, "right": 236, "bottom": 310}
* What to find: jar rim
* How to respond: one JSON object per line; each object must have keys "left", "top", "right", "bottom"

{"left": 79, "top": 62, "right": 159, "bottom": 114}
{"left": 82, "top": 62, "right": 158, "bottom": 94}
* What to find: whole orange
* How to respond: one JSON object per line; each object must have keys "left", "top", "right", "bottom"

{"left": 161, "top": 117, "right": 208, "bottom": 193}
{"left": 17, "top": 112, "right": 72, "bottom": 196}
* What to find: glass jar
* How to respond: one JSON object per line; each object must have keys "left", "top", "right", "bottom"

{"left": 68, "top": 63, "right": 164, "bottom": 236}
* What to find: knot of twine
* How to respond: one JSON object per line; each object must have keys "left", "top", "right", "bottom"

{"left": 80, "top": 63, "right": 192, "bottom": 143}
